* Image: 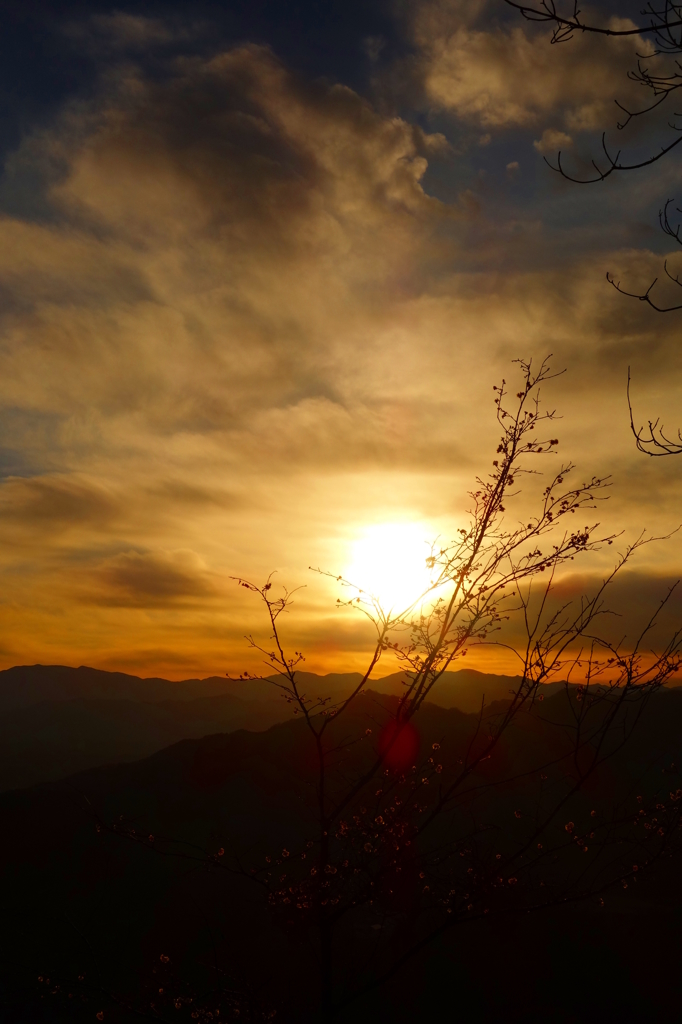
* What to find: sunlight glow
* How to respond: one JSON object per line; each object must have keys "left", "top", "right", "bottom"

{"left": 344, "top": 522, "right": 436, "bottom": 613}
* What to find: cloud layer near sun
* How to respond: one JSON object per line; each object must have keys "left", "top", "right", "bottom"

{"left": 1, "top": 25, "right": 681, "bottom": 677}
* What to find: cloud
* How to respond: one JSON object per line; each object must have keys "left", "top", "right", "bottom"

{"left": 0, "top": 45, "right": 449, "bottom": 446}
{"left": 148, "top": 480, "right": 238, "bottom": 509}
{"left": 0, "top": 476, "right": 120, "bottom": 533}
{"left": 534, "top": 128, "right": 573, "bottom": 154}
{"left": 89, "top": 13, "right": 179, "bottom": 47}
{"left": 0, "top": 29, "right": 681, "bottom": 676}
{"left": 0, "top": 42, "right": 462, "bottom": 670}
{"left": 90, "top": 549, "right": 218, "bottom": 606}
{"left": 403, "top": 1, "right": 649, "bottom": 131}
{"left": 63, "top": 12, "right": 204, "bottom": 54}
{"left": 494, "top": 566, "right": 682, "bottom": 662}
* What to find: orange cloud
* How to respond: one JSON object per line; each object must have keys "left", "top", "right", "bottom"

{"left": 0, "top": 36, "right": 680, "bottom": 678}
{"left": 404, "top": 1, "right": 649, "bottom": 131}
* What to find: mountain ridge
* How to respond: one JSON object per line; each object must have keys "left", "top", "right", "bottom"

{"left": 0, "top": 662, "right": 616, "bottom": 793}
{"left": 0, "top": 662, "right": 530, "bottom": 711}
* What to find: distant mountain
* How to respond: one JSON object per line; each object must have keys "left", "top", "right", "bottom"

{"left": 0, "top": 663, "right": 593, "bottom": 792}
{"left": 368, "top": 668, "right": 566, "bottom": 713}
{"left": 0, "top": 663, "right": 370, "bottom": 709}
{"left": 0, "top": 665, "right": 373, "bottom": 791}
{"left": 0, "top": 664, "right": 237, "bottom": 710}
{"left": 0, "top": 662, "right": 551, "bottom": 712}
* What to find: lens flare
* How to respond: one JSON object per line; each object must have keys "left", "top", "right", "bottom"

{"left": 378, "top": 718, "right": 419, "bottom": 771}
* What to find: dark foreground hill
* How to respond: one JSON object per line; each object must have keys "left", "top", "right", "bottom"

{"left": 0, "top": 664, "right": 553, "bottom": 791}
{"left": 1, "top": 686, "right": 682, "bottom": 1022}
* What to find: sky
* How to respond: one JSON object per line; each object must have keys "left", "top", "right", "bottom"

{"left": 1, "top": 0, "right": 682, "bottom": 679}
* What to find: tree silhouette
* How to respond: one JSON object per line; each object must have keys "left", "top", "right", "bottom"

{"left": 79, "top": 357, "right": 682, "bottom": 1022}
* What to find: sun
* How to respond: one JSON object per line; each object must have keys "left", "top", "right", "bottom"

{"left": 344, "top": 522, "right": 436, "bottom": 612}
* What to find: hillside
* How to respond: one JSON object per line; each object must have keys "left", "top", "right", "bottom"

{"left": 0, "top": 663, "right": 544, "bottom": 791}
{"left": 1, "top": 686, "right": 681, "bottom": 1021}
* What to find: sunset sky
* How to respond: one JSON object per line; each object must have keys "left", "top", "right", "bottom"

{"left": 1, "top": 0, "right": 682, "bottom": 678}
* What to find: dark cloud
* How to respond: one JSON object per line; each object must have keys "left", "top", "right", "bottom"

{"left": 0, "top": 44, "right": 449, "bottom": 445}
{"left": 490, "top": 565, "right": 682, "bottom": 668}
{"left": 90, "top": 548, "right": 218, "bottom": 607}
{"left": 148, "top": 480, "right": 239, "bottom": 508}
{"left": 71, "top": 13, "right": 202, "bottom": 52}
{"left": 0, "top": 476, "right": 119, "bottom": 531}
{"left": 0, "top": 0, "right": 398, "bottom": 171}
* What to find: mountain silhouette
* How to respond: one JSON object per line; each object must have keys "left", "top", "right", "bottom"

{"left": 0, "top": 664, "right": 562, "bottom": 791}
{"left": 1, "top": 685, "right": 681, "bottom": 1020}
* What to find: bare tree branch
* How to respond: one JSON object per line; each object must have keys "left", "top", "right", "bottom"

{"left": 628, "top": 365, "right": 682, "bottom": 452}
